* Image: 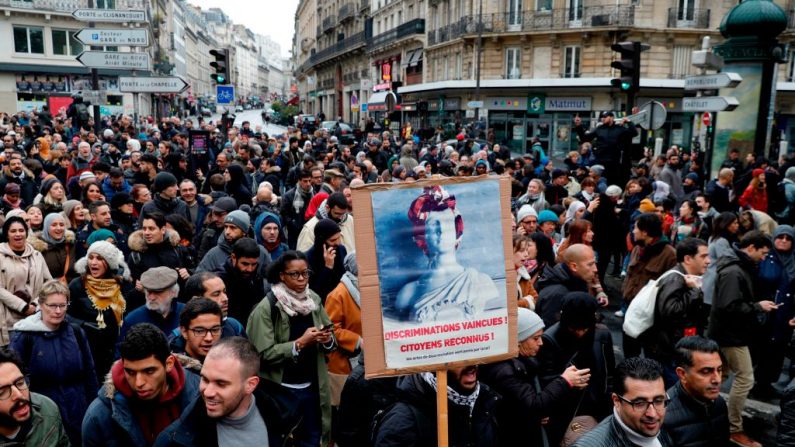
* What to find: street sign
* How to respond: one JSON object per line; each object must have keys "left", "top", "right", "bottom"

{"left": 76, "top": 51, "right": 150, "bottom": 70}
{"left": 81, "top": 90, "right": 107, "bottom": 105}
{"left": 216, "top": 85, "right": 235, "bottom": 105}
{"left": 72, "top": 9, "right": 146, "bottom": 23}
{"left": 76, "top": 28, "right": 149, "bottom": 47}
{"left": 684, "top": 72, "right": 742, "bottom": 91}
{"left": 467, "top": 100, "right": 484, "bottom": 109}
{"left": 683, "top": 96, "right": 739, "bottom": 112}
{"left": 119, "top": 77, "right": 188, "bottom": 93}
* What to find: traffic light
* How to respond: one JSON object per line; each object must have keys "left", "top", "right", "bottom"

{"left": 610, "top": 41, "right": 649, "bottom": 113}
{"left": 210, "top": 49, "right": 230, "bottom": 85}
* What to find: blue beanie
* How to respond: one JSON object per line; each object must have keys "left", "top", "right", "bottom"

{"left": 537, "top": 209, "right": 558, "bottom": 225}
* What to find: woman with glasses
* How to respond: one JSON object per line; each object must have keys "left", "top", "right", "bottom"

{"left": 67, "top": 240, "right": 132, "bottom": 382}
{"left": 248, "top": 250, "right": 337, "bottom": 447}
{"left": 755, "top": 225, "right": 795, "bottom": 398}
{"left": 10, "top": 279, "right": 97, "bottom": 446}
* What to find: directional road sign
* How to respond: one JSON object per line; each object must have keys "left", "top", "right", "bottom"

{"left": 683, "top": 96, "right": 739, "bottom": 112}
{"left": 684, "top": 72, "right": 742, "bottom": 91}
{"left": 76, "top": 28, "right": 149, "bottom": 47}
{"left": 119, "top": 77, "right": 188, "bottom": 93}
{"left": 216, "top": 85, "right": 235, "bottom": 105}
{"left": 76, "top": 51, "right": 150, "bottom": 70}
{"left": 72, "top": 9, "right": 146, "bottom": 23}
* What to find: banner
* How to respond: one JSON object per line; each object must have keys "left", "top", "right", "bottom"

{"left": 352, "top": 176, "right": 517, "bottom": 378}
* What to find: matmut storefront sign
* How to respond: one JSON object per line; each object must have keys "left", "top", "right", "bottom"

{"left": 545, "top": 97, "right": 592, "bottom": 111}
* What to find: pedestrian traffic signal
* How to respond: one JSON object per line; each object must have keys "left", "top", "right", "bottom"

{"left": 210, "top": 49, "right": 230, "bottom": 85}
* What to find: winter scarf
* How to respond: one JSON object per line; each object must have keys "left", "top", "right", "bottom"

{"left": 83, "top": 275, "right": 126, "bottom": 329}
{"left": 292, "top": 184, "right": 312, "bottom": 215}
{"left": 271, "top": 282, "right": 317, "bottom": 317}
{"left": 421, "top": 371, "right": 480, "bottom": 417}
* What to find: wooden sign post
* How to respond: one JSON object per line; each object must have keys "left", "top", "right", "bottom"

{"left": 437, "top": 370, "right": 449, "bottom": 447}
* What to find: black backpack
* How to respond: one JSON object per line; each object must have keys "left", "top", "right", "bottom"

{"left": 76, "top": 103, "right": 90, "bottom": 123}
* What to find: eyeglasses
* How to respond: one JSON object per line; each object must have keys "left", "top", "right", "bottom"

{"left": 189, "top": 326, "right": 223, "bottom": 337}
{"left": 42, "top": 303, "right": 69, "bottom": 311}
{"left": 283, "top": 270, "right": 311, "bottom": 280}
{"left": 0, "top": 377, "right": 28, "bottom": 400}
{"left": 616, "top": 394, "right": 670, "bottom": 413}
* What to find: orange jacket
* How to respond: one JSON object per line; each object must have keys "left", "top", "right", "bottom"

{"left": 324, "top": 280, "right": 362, "bottom": 375}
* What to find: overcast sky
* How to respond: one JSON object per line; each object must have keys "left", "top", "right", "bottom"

{"left": 189, "top": 1, "right": 299, "bottom": 58}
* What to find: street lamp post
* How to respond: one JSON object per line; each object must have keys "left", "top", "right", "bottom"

{"left": 473, "top": 0, "right": 483, "bottom": 130}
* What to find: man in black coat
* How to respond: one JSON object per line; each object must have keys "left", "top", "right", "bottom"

{"left": 573, "top": 111, "right": 638, "bottom": 186}
{"left": 536, "top": 244, "right": 605, "bottom": 327}
{"left": 663, "top": 336, "right": 730, "bottom": 447}
{"left": 374, "top": 367, "right": 500, "bottom": 447}
{"left": 139, "top": 171, "right": 189, "bottom": 226}
{"left": 217, "top": 238, "right": 266, "bottom": 324}
{"left": 280, "top": 169, "right": 314, "bottom": 249}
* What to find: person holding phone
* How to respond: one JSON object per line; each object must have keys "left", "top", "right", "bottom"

{"left": 481, "top": 308, "right": 590, "bottom": 445}
{"left": 304, "top": 218, "right": 347, "bottom": 304}
{"left": 247, "top": 250, "right": 337, "bottom": 447}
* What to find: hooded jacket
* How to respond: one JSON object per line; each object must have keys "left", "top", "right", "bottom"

{"left": 0, "top": 242, "right": 53, "bottom": 345}
{"left": 82, "top": 357, "right": 200, "bottom": 447}
{"left": 296, "top": 208, "right": 356, "bottom": 253}
{"left": 28, "top": 230, "right": 77, "bottom": 284}
{"left": 373, "top": 373, "right": 500, "bottom": 447}
{"left": 0, "top": 164, "right": 37, "bottom": 206}
{"left": 224, "top": 164, "right": 253, "bottom": 208}
{"left": 195, "top": 233, "right": 271, "bottom": 277}
{"left": 11, "top": 313, "right": 98, "bottom": 445}
{"left": 253, "top": 211, "right": 289, "bottom": 260}
{"left": 707, "top": 248, "right": 763, "bottom": 347}
{"left": 535, "top": 263, "right": 591, "bottom": 327}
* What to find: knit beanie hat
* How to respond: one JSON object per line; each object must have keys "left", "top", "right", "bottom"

{"left": 314, "top": 218, "right": 341, "bottom": 245}
{"left": 224, "top": 210, "right": 250, "bottom": 233}
{"left": 752, "top": 168, "right": 764, "bottom": 178}
{"left": 110, "top": 192, "right": 134, "bottom": 209}
{"left": 87, "top": 228, "right": 117, "bottom": 245}
{"left": 605, "top": 185, "right": 623, "bottom": 198}
{"left": 684, "top": 172, "right": 699, "bottom": 183}
{"left": 537, "top": 210, "right": 558, "bottom": 225}
{"left": 516, "top": 204, "right": 538, "bottom": 223}
{"left": 560, "top": 292, "right": 598, "bottom": 330}
{"left": 639, "top": 198, "right": 656, "bottom": 213}
{"left": 153, "top": 172, "right": 178, "bottom": 194}
{"left": 40, "top": 177, "right": 61, "bottom": 197}
{"left": 74, "top": 240, "right": 130, "bottom": 280}
{"left": 517, "top": 308, "right": 545, "bottom": 341}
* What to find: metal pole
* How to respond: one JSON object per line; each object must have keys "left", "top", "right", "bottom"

{"left": 473, "top": 0, "right": 482, "bottom": 126}
{"left": 87, "top": 0, "right": 100, "bottom": 135}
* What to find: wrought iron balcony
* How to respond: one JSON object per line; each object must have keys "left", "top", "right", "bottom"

{"left": 322, "top": 14, "right": 337, "bottom": 34}
{"left": 339, "top": 2, "right": 355, "bottom": 22}
{"left": 427, "top": 5, "right": 634, "bottom": 46}
{"left": 295, "top": 31, "right": 366, "bottom": 73}
{"left": 0, "top": 0, "right": 146, "bottom": 13}
{"left": 369, "top": 18, "right": 425, "bottom": 52}
{"left": 667, "top": 8, "right": 710, "bottom": 29}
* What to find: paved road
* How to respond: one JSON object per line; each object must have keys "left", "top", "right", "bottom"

{"left": 193, "top": 108, "right": 288, "bottom": 136}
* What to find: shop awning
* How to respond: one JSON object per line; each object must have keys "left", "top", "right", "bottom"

{"left": 367, "top": 90, "right": 399, "bottom": 112}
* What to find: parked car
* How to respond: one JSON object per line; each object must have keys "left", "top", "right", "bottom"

{"left": 322, "top": 121, "right": 357, "bottom": 145}
{"left": 200, "top": 107, "right": 212, "bottom": 117}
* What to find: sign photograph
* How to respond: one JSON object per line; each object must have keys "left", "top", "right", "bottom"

{"left": 353, "top": 176, "right": 517, "bottom": 378}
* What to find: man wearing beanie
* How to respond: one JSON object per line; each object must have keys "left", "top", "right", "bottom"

{"left": 254, "top": 211, "right": 289, "bottom": 260}
{"left": 516, "top": 204, "right": 539, "bottom": 235}
{"left": 538, "top": 291, "right": 616, "bottom": 445}
{"left": 138, "top": 171, "right": 189, "bottom": 225}
{"left": 481, "top": 308, "right": 591, "bottom": 445}
{"left": 196, "top": 209, "right": 271, "bottom": 277}
{"left": 110, "top": 192, "right": 137, "bottom": 235}
{"left": 304, "top": 218, "right": 347, "bottom": 302}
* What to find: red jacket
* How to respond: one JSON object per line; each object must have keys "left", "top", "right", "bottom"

{"left": 739, "top": 184, "right": 768, "bottom": 213}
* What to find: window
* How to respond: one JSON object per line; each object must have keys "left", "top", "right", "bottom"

{"left": 398, "top": 10, "right": 402, "bottom": 25}
{"left": 508, "top": 0, "right": 522, "bottom": 26}
{"left": 568, "top": 0, "right": 583, "bottom": 21}
{"left": 52, "top": 30, "right": 83, "bottom": 56}
{"left": 13, "top": 26, "right": 44, "bottom": 54}
{"left": 789, "top": 50, "right": 795, "bottom": 82}
{"left": 505, "top": 47, "right": 521, "bottom": 79}
{"left": 536, "top": 0, "right": 552, "bottom": 12}
{"left": 563, "top": 46, "right": 580, "bottom": 78}
{"left": 678, "top": 0, "right": 696, "bottom": 21}
{"left": 96, "top": 0, "right": 115, "bottom": 8}
{"left": 455, "top": 52, "right": 462, "bottom": 79}
{"left": 443, "top": 56, "right": 449, "bottom": 81}
{"left": 671, "top": 45, "right": 693, "bottom": 78}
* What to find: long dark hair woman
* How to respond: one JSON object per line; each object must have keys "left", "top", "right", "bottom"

{"left": 224, "top": 163, "right": 253, "bottom": 207}
{"left": 67, "top": 240, "right": 133, "bottom": 380}
{"left": 702, "top": 211, "right": 740, "bottom": 306}
{"left": 247, "top": 250, "right": 337, "bottom": 447}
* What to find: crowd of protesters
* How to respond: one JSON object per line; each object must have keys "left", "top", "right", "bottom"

{"left": 0, "top": 105, "right": 792, "bottom": 446}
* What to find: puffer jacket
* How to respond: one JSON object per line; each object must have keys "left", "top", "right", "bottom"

{"left": 374, "top": 373, "right": 501, "bottom": 447}
{"left": 28, "top": 230, "right": 77, "bottom": 283}
{"left": 126, "top": 229, "right": 197, "bottom": 281}
{"left": 663, "top": 382, "right": 729, "bottom": 447}
{"left": 0, "top": 242, "right": 53, "bottom": 345}
{"left": 572, "top": 414, "right": 674, "bottom": 447}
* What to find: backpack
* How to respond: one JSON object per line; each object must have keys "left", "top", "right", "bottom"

{"left": 623, "top": 269, "right": 685, "bottom": 338}
{"left": 76, "top": 103, "right": 90, "bottom": 123}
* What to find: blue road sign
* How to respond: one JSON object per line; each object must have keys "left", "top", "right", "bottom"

{"left": 216, "top": 85, "right": 234, "bottom": 105}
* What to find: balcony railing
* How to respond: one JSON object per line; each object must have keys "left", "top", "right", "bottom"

{"left": 667, "top": 8, "right": 710, "bottom": 29}
{"left": 322, "top": 14, "right": 337, "bottom": 34}
{"left": 0, "top": 0, "right": 146, "bottom": 12}
{"left": 369, "top": 18, "right": 425, "bottom": 52}
{"left": 427, "top": 6, "right": 634, "bottom": 46}
{"left": 295, "top": 31, "right": 366, "bottom": 74}
{"left": 339, "top": 2, "right": 355, "bottom": 22}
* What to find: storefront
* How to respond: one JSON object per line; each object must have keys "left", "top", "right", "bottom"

{"left": 13, "top": 73, "right": 125, "bottom": 115}
{"left": 486, "top": 95, "right": 592, "bottom": 161}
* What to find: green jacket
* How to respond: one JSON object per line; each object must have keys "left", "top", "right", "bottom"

{"left": 247, "top": 290, "right": 336, "bottom": 444}
{"left": 8, "top": 392, "right": 71, "bottom": 447}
